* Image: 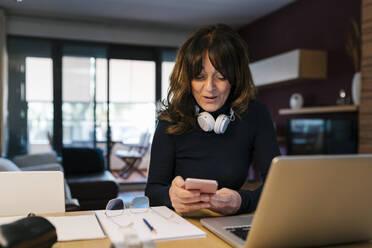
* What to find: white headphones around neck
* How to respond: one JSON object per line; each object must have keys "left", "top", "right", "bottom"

{"left": 196, "top": 106, "right": 235, "bottom": 134}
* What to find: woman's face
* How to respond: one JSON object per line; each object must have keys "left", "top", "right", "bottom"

{"left": 191, "top": 51, "right": 231, "bottom": 112}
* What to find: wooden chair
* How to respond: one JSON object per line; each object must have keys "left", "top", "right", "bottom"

{"left": 115, "top": 131, "right": 151, "bottom": 179}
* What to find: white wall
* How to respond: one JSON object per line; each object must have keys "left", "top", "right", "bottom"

{"left": 6, "top": 14, "right": 191, "bottom": 47}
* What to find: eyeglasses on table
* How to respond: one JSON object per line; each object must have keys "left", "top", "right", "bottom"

{"left": 105, "top": 196, "right": 178, "bottom": 228}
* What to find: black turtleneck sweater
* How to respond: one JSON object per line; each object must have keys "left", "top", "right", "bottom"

{"left": 145, "top": 100, "right": 280, "bottom": 214}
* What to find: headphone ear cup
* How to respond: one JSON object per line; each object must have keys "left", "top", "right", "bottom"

{"left": 214, "top": 114, "right": 230, "bottom": 134}
{"left": 197, "top": 112, "right": 215, "bottom": 132}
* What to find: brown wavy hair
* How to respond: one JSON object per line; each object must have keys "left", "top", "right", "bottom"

{"left": 159, "top": 23, "right": 256, "bottom": 134}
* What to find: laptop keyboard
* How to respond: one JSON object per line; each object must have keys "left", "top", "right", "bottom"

{"left": 225, "top": 225, "right": 251, "bottom": 240}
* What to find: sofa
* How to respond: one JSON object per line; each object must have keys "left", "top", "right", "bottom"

{"left": 61, "top": 147, "right": 119, "bottom": 210}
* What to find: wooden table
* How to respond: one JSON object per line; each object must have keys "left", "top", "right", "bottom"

{"left": 49, "top": 210, "right": 231, "bottom": 248}
{"left": 44, "top": 211, "right": 372, "bottom": 248}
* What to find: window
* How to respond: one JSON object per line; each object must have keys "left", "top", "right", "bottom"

{"left": 161, "top": 61, "right": 175, "bottom": 101}
{"left": 96, "top": 58, "right": 108, "bottom": 142}
{"left": 26, "top": 57, "right": 53, "bottom": 154}
{"left": 62, "top": 56, "right": 95, "bottom": 146}
{"left": 7, "top": 36, "right": 175, "bottom": 170}
{"left": 109, "top": 59, "right": 156, "bottom": 144}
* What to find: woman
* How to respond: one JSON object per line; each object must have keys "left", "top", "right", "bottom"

{"left": 145, "top": 24, "right": 280, "bottom": 215}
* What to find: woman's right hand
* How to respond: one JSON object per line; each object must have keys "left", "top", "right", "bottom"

{"left": 169, "top": 176, "right": 211, "bottom": 213}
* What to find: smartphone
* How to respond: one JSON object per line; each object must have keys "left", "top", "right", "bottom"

{"left": 185, "top": 178, "right": 218, "bottom": 193}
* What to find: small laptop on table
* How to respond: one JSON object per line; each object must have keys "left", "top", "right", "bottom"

{"left": 201, "top": 155, "right": 372, "bottom": 247}
{"left": 0, "top": 171, "right": 65, "bottom": 216}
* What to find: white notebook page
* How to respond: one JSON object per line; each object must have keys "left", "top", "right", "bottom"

{"left": 0, "top": 214, "right": 105, "bottom": 241}
{"left": 96, "top": 206, "right": 206, "bottom": 243}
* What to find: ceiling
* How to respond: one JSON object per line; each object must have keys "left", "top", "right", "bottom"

{"left": 0, "top": 0, "right": 295, "bottom": 30}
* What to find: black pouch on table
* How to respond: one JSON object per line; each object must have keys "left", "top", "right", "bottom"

{"left": 0, "top": 216, "right": 57, "bottom": 248}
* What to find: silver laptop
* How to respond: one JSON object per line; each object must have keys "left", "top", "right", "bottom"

{"left": 201, "top": 155, "right": 372, "bottom": 247}
{"left": 0, "top": 171, "right": 65, "bottom": 216}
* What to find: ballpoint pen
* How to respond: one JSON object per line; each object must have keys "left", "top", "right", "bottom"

{"left": 143, "top": 218, "right": 157, "bottom": 234}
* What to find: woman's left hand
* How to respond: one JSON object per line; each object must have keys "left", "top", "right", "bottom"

{"left": 208, "top": 188, "right": 242, "bottom": 215}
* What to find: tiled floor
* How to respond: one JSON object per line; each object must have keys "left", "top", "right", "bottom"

{"left": 118, "top": 190, "right": 145, "bottom": 206}
{"left": 112, "top": 169, "right": 147, "bottom": 206}
{"left": 111, "top": 169, "right": 148, "bottom": 184}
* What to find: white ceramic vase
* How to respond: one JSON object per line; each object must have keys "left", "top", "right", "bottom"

{"left": 290, "top": 93, "right": 304, "bottom": 109}
{"left": 352, "top": 72, "right": 361, "bottom": 105}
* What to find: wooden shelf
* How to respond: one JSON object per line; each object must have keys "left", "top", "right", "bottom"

{"left": 279, "top": 105, "right": 358, "bottom": 115}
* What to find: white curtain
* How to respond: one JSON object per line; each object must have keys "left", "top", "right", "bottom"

{"left": 0, "top": 9, "right": 8, "bottom": 156}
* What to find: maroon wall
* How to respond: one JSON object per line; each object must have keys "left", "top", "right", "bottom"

{"left": 238, "top": 0, "right": 361, "bottom": 139}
